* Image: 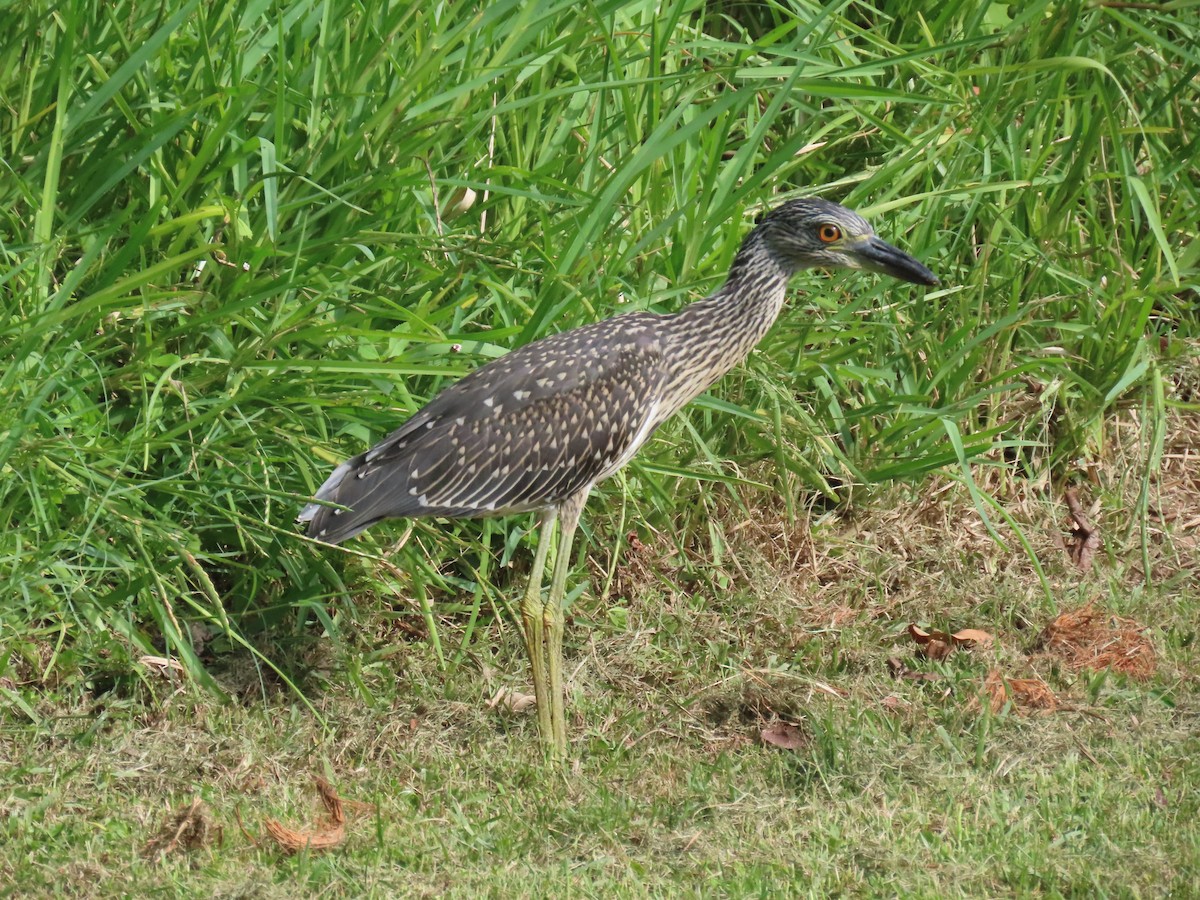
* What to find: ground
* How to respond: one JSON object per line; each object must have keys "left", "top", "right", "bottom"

{"left": 2, "top": 412, "right": 1197, "bottom": 897}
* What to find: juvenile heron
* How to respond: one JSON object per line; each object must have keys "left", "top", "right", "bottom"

{"left": 300, "top": 198, "right": 937, "bottom": 757}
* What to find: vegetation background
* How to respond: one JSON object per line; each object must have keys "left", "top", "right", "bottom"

{"left": 2, "top": 0, "right": 1197, "bottom": 895}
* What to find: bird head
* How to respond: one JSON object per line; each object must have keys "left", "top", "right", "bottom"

{"left": 756, "top": 198, "right": 938, "bottom": 286}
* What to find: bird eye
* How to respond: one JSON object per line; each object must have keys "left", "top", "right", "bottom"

{"left": 818, "top": 224, "right": 842, "bottom": 243}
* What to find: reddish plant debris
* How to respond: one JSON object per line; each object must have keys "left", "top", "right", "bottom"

{"left": 250, "top": 777, "right": 364, "bottom": 855}
{"left": 1038, "top": 604, "right": 1156, "bottom": 680}
{"left": 976, "top": 669, "right": 1059, "bottom": 715}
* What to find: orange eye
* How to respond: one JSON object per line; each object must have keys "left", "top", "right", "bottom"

{"left": 818, "top": 224, "right": 841, "bottom": 243}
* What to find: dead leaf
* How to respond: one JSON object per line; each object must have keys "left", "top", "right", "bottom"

{"left": 759, "top": 723, "right": 808, "bottom": 751}
{"left": 486, "top": 687, "right": 537, "bottom": 714}
{"left": 137, "top": 655, "right": 185, "bottom": 678}
{"left": 439, "top": 186, "right": 477, "bottom": 221}
{"left": 1064, "top": 488, "right": 1101, "bottom": 570}
{"left": 923, "top": 639, "right": 953, "bottom": 660}
{"left": 950, "top": 628, "right": 994, "bottom": 647}
{"left": 907, "top": 624, "right": 993, "bottom": 658}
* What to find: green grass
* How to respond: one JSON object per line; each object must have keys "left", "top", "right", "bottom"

{"left": 3, "top": 475, "right": 1198, "bottom": 896}
{"left": 2, "top": 0, "right": 1198, "bottom": 894}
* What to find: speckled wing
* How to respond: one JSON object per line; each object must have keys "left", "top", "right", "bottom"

{"left": 300, "top": 312, "right": 667, "bottom": 543}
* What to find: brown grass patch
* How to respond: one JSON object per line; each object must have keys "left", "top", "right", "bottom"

{"left": 143, "top": 797, "right": 215, "bottom": 860}
{"left": 1038, "top": 604, "right": 1157, "bottom": 680}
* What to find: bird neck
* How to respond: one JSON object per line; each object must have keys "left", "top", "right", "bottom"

{"left": 658, "top": 236, "right": 793, "bottom": 415}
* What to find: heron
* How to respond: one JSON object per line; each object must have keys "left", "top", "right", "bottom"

{"left": 300, "top": 198, "right": 938, "bottom": 757}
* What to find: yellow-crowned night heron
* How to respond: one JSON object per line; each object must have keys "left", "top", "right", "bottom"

{"left": 300, "top": 198, "right": 937, "bottom": 757}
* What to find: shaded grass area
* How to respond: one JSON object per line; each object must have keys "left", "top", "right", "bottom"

{"left": 4, "top": 413, "right": 1197, "bottom": 896}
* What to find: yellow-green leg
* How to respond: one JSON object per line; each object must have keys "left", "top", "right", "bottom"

{"left": 544, "top": 492, "right": 587, "bottom": 757}
{"left": 520, "top": 509, "right": 557, "bottom": 745}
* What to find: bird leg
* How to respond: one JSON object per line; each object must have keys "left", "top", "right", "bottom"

{"left": 544, "top": 491, "right": 587, "bottom": 757}
{"left": 520, "top": 508, "right": 557, "bottom": 745}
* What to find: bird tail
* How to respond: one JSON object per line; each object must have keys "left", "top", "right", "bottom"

{"left": 297, "top": 452, "right": 392, "bottom": 544}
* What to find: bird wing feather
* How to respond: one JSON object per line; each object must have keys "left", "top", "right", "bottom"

{"left": 301, "top": 313, "right": 667, "bottom": 543}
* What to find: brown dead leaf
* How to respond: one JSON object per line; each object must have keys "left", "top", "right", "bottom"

{"left": 143, "top": 797, "right": 214, "bottom": 860}
{"left": 137, "top": 655, "right": 186, "bottom": 678}
{"left": 486, "top": 687, "right": 537, "bottom": 714}
{"left": 1038, "top": 604, "right": 1156, "bottom": 680}
{"left": 950, "top": 628, "right": 994, "bottom": 647}
{"left": 1064, "top": 488, "right": 1101, "bottom": 570}
{"left": 908, "top": 624, "right": 993, "bottom": 658}
{"left": 923, "top": 639, "right": 953, "bottom": 660}
{"left": 759, "top": 723, "right": 808, "bottom": 751}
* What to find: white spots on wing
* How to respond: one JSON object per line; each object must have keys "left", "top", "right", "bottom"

{"left": 418, "top": 494, "right": 429, "bottom": 506}
{"left": 356, "top": 469, "right": 367, "bottom": 479}
{"left": 483, "top": 397, "right": 494, "bottom": 408}
{"left": 456, "top": 416, "right": 465, "bottom": 426}
{"left": 513, "top": 390, "right": 530, "bottom": 401}
{"left": 409, "top": 487, "right": 419, "bottom": 496}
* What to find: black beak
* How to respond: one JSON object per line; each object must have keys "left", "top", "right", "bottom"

{"left": 853, "top": 236, "right": 939, "bottom": 286}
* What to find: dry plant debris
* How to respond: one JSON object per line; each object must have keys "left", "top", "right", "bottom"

{"left": 759, "top": 722, "right": 808, "bottom": 751}
{"left": 256, "top": 777, "right": 350, "bottom": 855}
{"left": 143, "top": 797, "right": 214, "bottom": 860}
{"left": 1038, "top": 604, "right": 1156, "bottom": 680}
{"left": 907, "top": 624, "right": 993, "bottom": 660}
{"left": 137, "top": 655, "right": 186, "bottom": 678}
{"left": 976, "top": 669, "right": 1059, "bottom": 715}
{"left": 886, "top": 657, "right": 942, "bottom": 682}
{"left": 1063, "top": 488, "right": 1101, "bottom": 570}
{"left": 486, "top": 686, "right": 537, "bottom": 714}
